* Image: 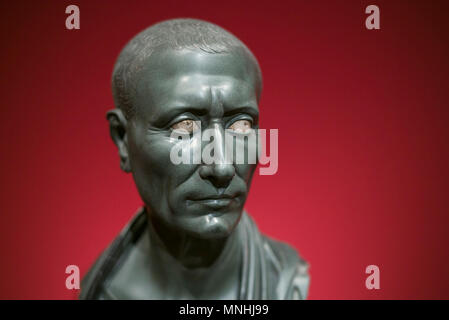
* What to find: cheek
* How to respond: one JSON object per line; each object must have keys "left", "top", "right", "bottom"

{"left": 128, "top": 133, "right": 197, "bottom": 200}
{"left": 235, "top": 163, "right": 257, "bottom": 183}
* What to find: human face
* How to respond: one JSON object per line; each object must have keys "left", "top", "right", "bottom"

{"left": 126, "top": 47, "right": 260, "bottom": 239}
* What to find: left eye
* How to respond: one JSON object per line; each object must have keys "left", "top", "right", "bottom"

{"left": 229, "top": 119, "right": 252, "bottom": 133}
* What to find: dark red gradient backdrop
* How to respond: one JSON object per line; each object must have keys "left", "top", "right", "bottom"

{"left": 0, "top": 0, "right": 448, "bottom": 299}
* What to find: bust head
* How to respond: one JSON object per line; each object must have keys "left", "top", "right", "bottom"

{"left": 107, "top": 18, "right": 263, "bottom": 240}
{"left": 83, "top": 19, "right": 309, "bottom": 300}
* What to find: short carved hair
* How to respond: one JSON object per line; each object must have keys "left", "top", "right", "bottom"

{"left": 111, "top": 18, "right": 262, "bottom": 119}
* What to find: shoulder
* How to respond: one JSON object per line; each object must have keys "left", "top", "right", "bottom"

{"left": 79, "top": 208, "right": 148, "bottom": 299}
{"left": 261, "top": 235, "right": 310, "bottom": 299}
{"left": 241, "top": 212, "right": 310, "bottom": 299}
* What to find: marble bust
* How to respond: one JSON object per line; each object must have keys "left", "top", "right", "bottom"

{"left": 80, "top": 18, "right": 309, "bottom": 300}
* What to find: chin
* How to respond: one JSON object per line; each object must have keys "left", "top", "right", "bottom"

{"left": 185, "top": 212, "right": 241, "bottom": 239}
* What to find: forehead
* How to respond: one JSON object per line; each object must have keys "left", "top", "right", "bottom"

{"left": 133, "top": 48, "right": 260, "bottom": 120}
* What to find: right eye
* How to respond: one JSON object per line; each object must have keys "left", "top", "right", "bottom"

{"left": 171, "top": 119, "right": 199, "bottom": 134}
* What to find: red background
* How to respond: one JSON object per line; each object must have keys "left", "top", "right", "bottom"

{"left": 0, "top": 0, "right": 448, "bottom": 299}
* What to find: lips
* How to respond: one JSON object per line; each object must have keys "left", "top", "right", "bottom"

{"left": 195, "top": 194, "right": 233, "bottom": 200}
{"left": 196, "top": 198, "right": 232, "bottom": 207}
{"left": 187, "top": 194, "right": 237, "bottom": 209}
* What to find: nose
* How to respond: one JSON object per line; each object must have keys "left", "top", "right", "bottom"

{"left": 199, "top": 122, "right": 235, "bottom": 191}
{"left": 199, "top": 162, "right": 235, "bottom": 190}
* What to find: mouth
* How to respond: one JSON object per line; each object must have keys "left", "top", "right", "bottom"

{"left": 186, "top": 194, "right": 237, "bottom": 209}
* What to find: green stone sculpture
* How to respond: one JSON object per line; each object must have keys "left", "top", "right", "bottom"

{"left": 80, "top": 18, "right": 309, "bottom": 300}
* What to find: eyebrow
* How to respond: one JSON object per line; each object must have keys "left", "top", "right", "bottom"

{"left": 223, "top": 105, "right": 259, "bottom": 118}
{"left": 152, "top": 103, "right": 259, "bottom": 127}
{"left": 152, "top": 105, "right": 209, "bottom": 126}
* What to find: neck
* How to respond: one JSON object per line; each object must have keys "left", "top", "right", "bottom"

{"left": 147, "top": 211, "right": 230, "bottom": 269}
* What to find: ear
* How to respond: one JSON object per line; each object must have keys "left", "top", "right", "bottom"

{"left": 106, "top": 109, "right": 131, "bottom": 173}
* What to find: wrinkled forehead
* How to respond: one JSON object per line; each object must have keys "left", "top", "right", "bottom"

{"left": 131, "top": 47, "right": 261, "bottom": 118}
